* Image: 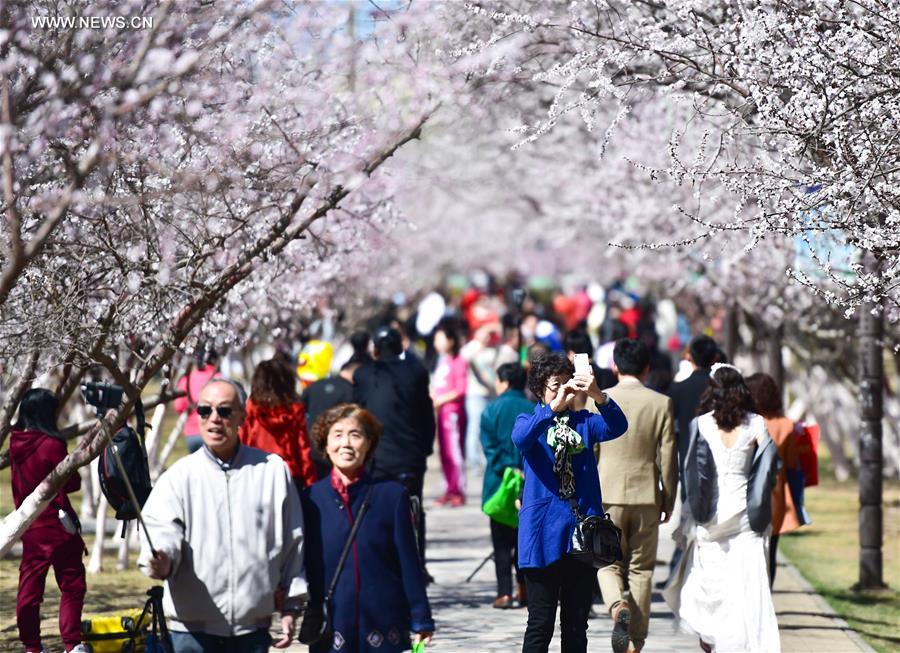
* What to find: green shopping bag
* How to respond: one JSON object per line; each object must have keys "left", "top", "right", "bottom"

{"left": 483, "top": 467, "right": 524, "bottom": 528}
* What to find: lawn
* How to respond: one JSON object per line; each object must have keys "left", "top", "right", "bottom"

{"left": 1, "top": 542, "right": 161, "bottom": 651}
{"left": 779, "top": 475, "right": 900, "bottom": 653}
{"left": 0, "top": 406, "right": 189, "bottom": 651}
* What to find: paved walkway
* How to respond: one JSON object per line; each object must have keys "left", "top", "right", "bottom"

{"left": 282, "top": 466, "right": 873, "bottom": 652}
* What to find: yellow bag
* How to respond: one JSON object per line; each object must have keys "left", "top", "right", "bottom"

{"left": 81, "top": 608, "right": 149, "bottom": 653}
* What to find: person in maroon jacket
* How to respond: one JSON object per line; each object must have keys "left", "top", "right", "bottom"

{"left": 10, "top": 388, "right": 88, "bottom": 653}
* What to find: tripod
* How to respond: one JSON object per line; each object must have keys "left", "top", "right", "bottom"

{"left": 94, "top": 398, "right": 173, "bottom": 653}
{"left": 137, "top": 586, "right": 173, "bottom": 653}
{"left": 465, "top": 551, "right": 494, "bottom": 583}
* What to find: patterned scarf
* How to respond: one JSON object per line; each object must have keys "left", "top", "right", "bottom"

{"left": 546, "top": 414, "right": 584, "bottom": 499}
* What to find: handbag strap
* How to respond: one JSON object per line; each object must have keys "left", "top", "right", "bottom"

{"left": 569, "top": 498, "right": 613, "bottom": 523}
{"left": 325, "top": 484, "right": 375, "bottom": 603}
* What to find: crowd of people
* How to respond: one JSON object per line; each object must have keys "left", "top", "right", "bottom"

{"left": 8, "top": 279, "right": 810, "bottom": 653}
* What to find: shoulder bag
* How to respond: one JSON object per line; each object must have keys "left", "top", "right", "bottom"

{"left": 568, "top": 498, "right": 623, "bottom": 568}
{"left": 550, "top": 413, "right": 623, "bottom": 568}
{"left": 299, "top": 484, "right": 375, "bottom": 646}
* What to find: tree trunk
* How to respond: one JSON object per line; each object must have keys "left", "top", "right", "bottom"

{"left": 144, "top": 403, "right": 167, "bottom": 468}
{"left": 87, "top": 494, "right": 109, "bottom": 573}
{"left": 0, "top": 350, "right": 39, "bottom": 449}
{"left": 116, "top": 522, "right": 131, "bottom": 571}
{"left": 724, "top": 303, "right": 740, "bottom": 362}
{"left": 857, "top": 252, "right": 886, "bottom": 590}
{"left": 153, "top": 411, "right": 188, "bottom": 480}
{"left": 767, "top": 323, "right": 785, "bottom": 394}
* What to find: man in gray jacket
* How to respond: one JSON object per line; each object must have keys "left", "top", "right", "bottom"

{"left": 138, "top": 379, "right": 306, "bottom": 652}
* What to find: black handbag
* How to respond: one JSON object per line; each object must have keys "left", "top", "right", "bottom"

{"left": 299, "top": 485, "right": 375, "bottom": 646}
{"left": 568, "top": 499, "right": 623, "bottom": 568}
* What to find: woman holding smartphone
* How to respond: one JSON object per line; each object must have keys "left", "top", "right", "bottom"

{"left": 513, "top": 353, "right": 628, "bottom": 653}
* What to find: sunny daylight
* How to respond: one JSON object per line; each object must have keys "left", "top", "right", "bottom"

{"left": 0, "top": 1, "right": 898, "bottom": 652}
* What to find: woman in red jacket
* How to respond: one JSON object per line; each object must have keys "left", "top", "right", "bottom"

{"left": 240, "top": 358, "right": 318, "bottom": 489}
{"left": 11, "top": 388, "right": 88, "bottom": 653}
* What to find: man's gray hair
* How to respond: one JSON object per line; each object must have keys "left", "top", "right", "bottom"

{"left": 202, "top": 378, "right": 248, "bottom": 407}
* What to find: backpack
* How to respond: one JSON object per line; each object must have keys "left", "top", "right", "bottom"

{"left": 98, "top": 400, "right": 153, "bottom": 532}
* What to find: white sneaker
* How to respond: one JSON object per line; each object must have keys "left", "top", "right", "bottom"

{"left": 67, "top": 645, "right": 92, "bottom": 653}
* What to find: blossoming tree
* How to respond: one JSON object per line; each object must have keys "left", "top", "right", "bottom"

{"left": 0, "top": 0, "right": 451, "bottom": 555}
{"left": 454, "top": 0, "right": 899, "bottom": 588}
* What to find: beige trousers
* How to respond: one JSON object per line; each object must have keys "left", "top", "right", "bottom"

{"left": 597, "top": 504, "right": 660, "bottom": 649}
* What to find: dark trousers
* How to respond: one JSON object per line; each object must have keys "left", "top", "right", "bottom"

{"left": 490, "top": 519, "right": 520, "bottom": 597}
{"left": 522, "top": 555, "right": 596, "bottom": 653}
{"left": 376, "top": 470, "right": 427, "bottom": 564}
{"left": 170, "top": 628, "right": 271, "bottom": 653}
{"left": 17, "top": 529, "right": 86, "bottom": 651}
{"left": 769, "top": 534, "right": 780, "bottom": 586}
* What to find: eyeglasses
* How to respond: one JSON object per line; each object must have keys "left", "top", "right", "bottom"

{"left": 196, "top": 405, "right": 235, "bottom": 420}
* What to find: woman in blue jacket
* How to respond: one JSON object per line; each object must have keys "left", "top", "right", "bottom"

{"left": 514, "top": 353, "right": 628, "bottom": 653}
{"left": 302, "top": 404, "right": 434, "bottom": 653}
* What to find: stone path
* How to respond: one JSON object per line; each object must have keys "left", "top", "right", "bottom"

{"left": 422, "top": 489, "right": 698, "bottom": 652}
{"left": 281, "top": 466, "right": 874, "bottom": 652}
{"left": 421, "top": 484, "right": 874, "bottom": 652}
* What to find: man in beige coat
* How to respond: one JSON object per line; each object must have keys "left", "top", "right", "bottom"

{"left": 598, "top": 339, "right": 677, "bottom": 653}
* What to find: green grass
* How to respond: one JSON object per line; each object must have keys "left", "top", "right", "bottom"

{"left": 779, "top": 475, "right": 900, "bottom": 653}
{"left": 1, "top": 538, "right": 160, "bottom": 651}
{"left": 0, "top": 406, "right": 188, "bottom": 650}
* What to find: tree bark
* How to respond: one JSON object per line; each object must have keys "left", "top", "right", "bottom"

{"left": 723, "top": 303, "right": 740, "bottom": 362}
{"left": 0, "top": 350, "right": 39, "bottom": 449}
{"left": 857, "top": 251, "right": 886, "bottom": 590}
{"left": 87, "top": 493, "right": 109, "bottom": 574}
{"left": 767, "top": 322, "right": 785, "bottom": 394}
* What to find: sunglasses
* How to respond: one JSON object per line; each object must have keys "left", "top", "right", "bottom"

{"left": 196, "top": 405, "right": 235, "bottom": 420}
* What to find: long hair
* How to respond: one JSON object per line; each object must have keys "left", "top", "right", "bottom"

{"left": 15, "top": 388, "right": 63, "bottom": 440}
{"left": 434, "top": 320, "right": 462, "bottom": 357}
{"left": 704, "top": 366, "right": 754, "bottom": 430}
{"left": 250, "top": 359, "right": 299, "bottom": 407}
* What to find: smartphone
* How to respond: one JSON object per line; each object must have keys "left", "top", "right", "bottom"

{"left": 574, "top": 353, "right": 591, "bottom": 376}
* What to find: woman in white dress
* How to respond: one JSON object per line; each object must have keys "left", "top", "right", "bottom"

{"left": 663, "top": 363, "right": 781, "bottom": 653}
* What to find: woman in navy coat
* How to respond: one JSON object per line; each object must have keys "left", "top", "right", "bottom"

{"left": 514, "top": 353, "right": 628, "bottom": 653}
{"left": 302, "top": 404, "right": 434, "bottom": 653}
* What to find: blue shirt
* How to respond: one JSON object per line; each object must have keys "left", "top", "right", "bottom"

{"left": 513, "top": 401, "right": 628, "bottom": 568}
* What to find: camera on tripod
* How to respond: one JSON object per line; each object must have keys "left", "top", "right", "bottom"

{"left": 81, "top": 382, "right": 124, "bottom": 416}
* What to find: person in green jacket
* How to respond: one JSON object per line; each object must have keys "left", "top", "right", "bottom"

{"left": 480, "top": 363, "right": 535, "bottom": 609}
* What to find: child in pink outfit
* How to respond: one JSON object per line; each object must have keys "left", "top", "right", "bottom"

{"left": 431, "top": 323, "right": 468, "bottom": 506}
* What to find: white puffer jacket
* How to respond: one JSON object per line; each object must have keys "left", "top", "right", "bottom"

{"left": 138, "top": 445, "right": 307, "bottom": 636}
